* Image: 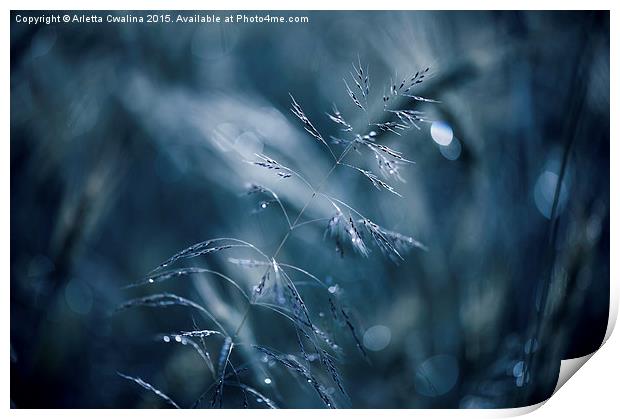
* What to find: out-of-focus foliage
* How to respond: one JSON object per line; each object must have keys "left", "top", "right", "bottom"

{"left": 10, "top": 11, "right": 609, "bottom": 408}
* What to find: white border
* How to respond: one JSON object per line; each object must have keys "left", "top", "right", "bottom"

{"left": 3, "top": 2, "right": 617, "bottom": 418}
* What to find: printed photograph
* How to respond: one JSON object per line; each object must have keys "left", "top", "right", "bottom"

{"left": 10, "top": 10, "right": 610, "bottom": 408}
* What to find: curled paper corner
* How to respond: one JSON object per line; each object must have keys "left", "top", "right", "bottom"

{"left": 491, "top": 355, "right": 595, "bottom": 418}
{"left": 549, "top": 284, "right": 618, "bottom": 401}
{"left": 550, "top": 286, "right": 618, "bottom": 398}
{"left": 505, "top": 291, "right": 618, "bottom": 416}
{"left": 553, "top": 353, "right": 594, "bottom": 394}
